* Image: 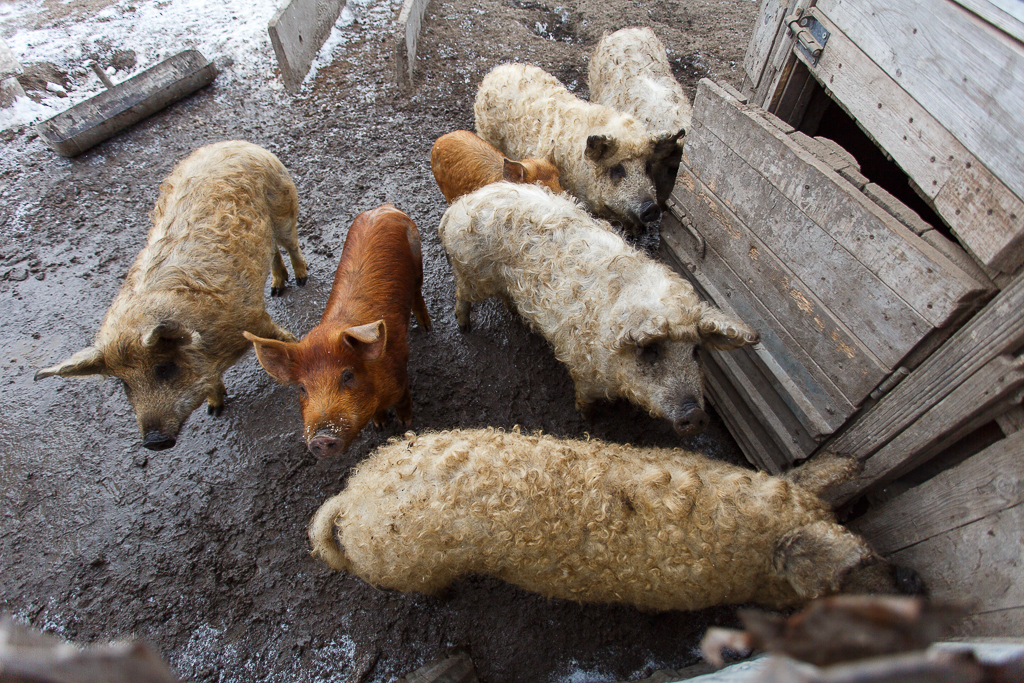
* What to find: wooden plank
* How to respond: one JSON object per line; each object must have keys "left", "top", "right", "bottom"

{"left": 799, "top": 8, "right": 1024, "bottom": 275}
{"left": 692, "top": 78, "right": 989, "bottom": 328}
{"left": 817, "top": 0, "right": 1024, "bottom": 205}
{"left": 686, "top": 122, "right": 928, "bottom": 368}
{"left": 890, "top": 503, "right": 1024, "bottom": 615}
{"left": 852, "top": 431, "right": 1024, "bottom": 554}
{"left": 829, "top": 353, "right": 1024, "bottom": 505}
{"left": 669, "top": 165, "right": 878, "bottom": 412}
{"left": 951, "top": 0, "right": 1024, "bottom": 42}
{"left": 997, "top": 405, "right": 1024, "bottom": 435}
{"left": 957, "top": 607, "right": 1024, "bottom": 638}
{"left": 753, "top": 0, "right": 812, "bottom": 108}
{"left": 828, "top": 270, "right": 1024, "bottom": 460}
{"left": 744, "top": 0, "right": 789, "bottom": 91}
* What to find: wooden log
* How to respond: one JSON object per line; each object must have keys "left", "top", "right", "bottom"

{"left": 851, "top": 431, "right": 1024, "bottom": 554}
{"left": 828, "top": 353, "right": 1024, "bottom": 506}
{"left": 890, "top": 503, "right": 1024, "bottom": 617}
{"left": 797, "top": 8, "right": 1024, "bottom": 275}
{"left": 817, "top": 0, "right": 1024, "bottom": 206}
{"left": 827, "top": 271, "right": 1024, "bottom": 461}
{"left": 691, "top": 78, "right": 988, "bottom": 331}
{"left": 668, "top": 165, "right": 873, "bottom": 414}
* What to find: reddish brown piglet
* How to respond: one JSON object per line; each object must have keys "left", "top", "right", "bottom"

{"left": 430, "top": 129, "right": 563, "bottom": 203}
{"left": 244, "top": 205, "right": 431, "bottom": 458}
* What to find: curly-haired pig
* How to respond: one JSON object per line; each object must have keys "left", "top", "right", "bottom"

{"left": 430, "top": 130, "right": 563, "bottom": 203}
{"left": 244, "top": 205, "right": 431, "bottom": 459}
{"left": 474, "top": 62, "right": 681, "bottom": 231}
{"left": 438, "top": 182, "right": 759, "bottom": 436}
{"left": 588, "top": 27, "right": 693, "bottom": 206}
{"left": 35, "top": 140, "right": 309, "bottom": 450}
{"left": 309, "top": 428, "right": 914, "bottom": 611}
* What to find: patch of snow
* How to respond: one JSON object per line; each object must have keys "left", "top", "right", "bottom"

{"left": 0, "top": 94, "right": 56, "bottom": 130}
{"left": 556, "top": 661, "right": 617, "bottom": 683}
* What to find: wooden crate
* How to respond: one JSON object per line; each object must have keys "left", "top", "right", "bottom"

{"left": 662, "top": 78, "right": 991, "bottom": 472}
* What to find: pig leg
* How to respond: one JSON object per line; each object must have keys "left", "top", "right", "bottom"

{"left": 207, "top": 377, "right": 226, "bottom": 416}
{"left": 394, "top": 386, "right": 413, "bottom": 428}
{"left": 253, "top": 311, "right": 298, "bottom": 344}
{"left": 372, "top": 409, "right": 390, "bottom": 430}
{"left": 273, "top": 220, "right": 309, "bottom": 287}
{"left": 270, "top": 251, "right": 288, "bottom": 297}
{"left": 412, "top": 289, "right": 432, "bottom": 332}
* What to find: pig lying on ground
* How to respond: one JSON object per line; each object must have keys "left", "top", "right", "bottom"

{"left": 474, "top": 63, "right": 681, "bottom": 231}
{"left": 430, "top": 130, "right": 562, "bottom": 203}
{"left": 588, "top": 27, "right": 693, "bottom": 207}
{"left": 244, "top": 204, "right": 431, "bottom": 459}
{"left": 309, "top": 428, "right": 914, "bottom": 611}
{"left": 439, "top": 182, "right": 758, "bottom": 435}
{"left": 35, "top": 140, "right": 308, "bottom": 450}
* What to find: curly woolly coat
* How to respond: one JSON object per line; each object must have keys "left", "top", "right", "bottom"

{"left": 309, "top": 428, "right": 902, "bottom": 611}
{"left": 438, "top": 183, "right": 758, "bottom": 430}
{"left": 474, "top": 63, "right": 677, "bottom": 230}
{"left": 588, "top": 27, "right": 694, "bottom": 135}
{"left": 35, "top": 140, "right": 308, "bottom": 445}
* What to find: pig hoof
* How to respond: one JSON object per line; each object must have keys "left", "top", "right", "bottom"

{"left": 270, "top": 286, "right": 284, "bottom": 297}
{"left": 296, "top": 277, "right": 308, "bottom": 287}
{"left": 208, "top": 403, "right": 224, "bottom": 417}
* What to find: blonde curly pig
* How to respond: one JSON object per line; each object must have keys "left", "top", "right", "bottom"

{"left": 474, "top": 62, "right": 680, "bottom": 232}
{"left": 438, "top": 182, "right": 758, "bottom": 436}
{"left": 309, "top": 428, "right": 912, "bottom": 611}
{"left": 588, "top": 27, "right": 693, "bottom": 206}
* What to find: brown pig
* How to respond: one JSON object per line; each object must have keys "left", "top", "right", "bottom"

{"left": 34, "top": 140, "right": 309, "bottom": 451}
{"left": 244, "top": 205, "right": 431, "bottom": 459}
{"left": 430, "top": 130, "right": 563, "bottom": 203}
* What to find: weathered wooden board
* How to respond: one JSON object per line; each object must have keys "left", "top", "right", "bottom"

{"left": 817, "top": 0, "right": 1024, "bottom": 206}
{"left": 670, "top": 166, "right": 873, "bottom": 415}
{"left": 829, "top": 353, "right": 1024, "bottom": 505}
{"left": 744, "top": 0, "right": 789, "bottom": 92}
{"left": 828, "top": 271, "right": 1024, "bottom": 460}
{"left": 958, "top": 607, "right": 1024, "bottom": 638}
{"left": 852, "top": 431, "right": 1024, "bottom": 554}
{"left": 952, "top": 0, "right": 1024, "bottom": 42}
{"left": 659, "top": 227, "right": 794, "bottom": 473}
{"left": 692, "top": 79, "right": 987, "bottom": 330}
{"left": 752, "top": 0, "right": 812, "bottom": 107}
{"left": 890, "top": 503, "right": 1024, "bottom": 617}
{"left": 797, "top": 8, "right": 1024, "bottom": 275}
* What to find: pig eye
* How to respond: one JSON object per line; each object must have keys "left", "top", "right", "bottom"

{"left": 340, "top": 369, "right": 355, "bottom": 387}
{"left": 609, "top": 164, "right": 626, "bottom": 183}
{"left": 637, "top": 344, "right": 660, "bottom": 364}
{"left": 154, "top": 361, "right": 178, "bottom": 382}
{"left": 298, "top": 384, "right": 307, "bottom": 397}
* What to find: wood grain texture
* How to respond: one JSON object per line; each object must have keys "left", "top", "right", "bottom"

{"left": 828, "top": 271, "right": 1024, "bottom": 460}
{"left": 852, "top": 431, "right": 1024, "bottom": 554}
{"left": 829, "top": 354, "right": 1024, "bottom": 505}
{"left": 801, "top": 8, "right": 1024, "bottom": 274}
{"left": 817, "top": 0, "right": 1024, "bottom": 204}
{"left": 692, "top": 78, "right": 988, "bottom": 329}
{"left": 890, "top": 503, "right": 1024, "bottom": 616}
{"left": 744, "top": 0, "right": 788, "bottom": 91}
{"left": 669, "top": 164, "right": 876, "bottom": 414}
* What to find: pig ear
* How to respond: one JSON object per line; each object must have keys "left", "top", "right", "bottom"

{"left": 585, "top": 134, "right": 617, "bottom": 162}
{"left": 502, "top": 158, "right": 527, "bottom": 183}
{"left": 342, "top": 320, "right": 387, "bottom": 362}
{"left": 243, "top": 331, "right": 298, "bottom": 385}
{"left": 614, "top": 316, "right": 670, "bottom": 351}
{"left": 142, "top": 320, "right": 198, "bottom": 348}
{"left": 34, "top": 346, "right": 106, "bottom": 380}
{"left": 698, "top": 307, "right": 760, "bottom": 350}
{"left": 652, "top": 128, "right": 685, "bottom": 160}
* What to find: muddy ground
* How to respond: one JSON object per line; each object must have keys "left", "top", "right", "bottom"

{"left": 0, "top": 1, "right": 760, "bottom": 681}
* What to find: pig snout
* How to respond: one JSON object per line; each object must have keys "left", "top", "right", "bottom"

{"left": 308, "top": 429, "right": 346, "bottom": 459}
{"left": 672, "top": 403, "right": 709, "bottom": 436}
{"left": 142, "top": 430, "right": 177, "bottom": 451}
{"left": 636, "top": 200, "right": 662, "bottom": 228}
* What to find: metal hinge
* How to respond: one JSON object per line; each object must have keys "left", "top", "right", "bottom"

{"left": 786, "top": 9, "right": 830, "bottom": 65}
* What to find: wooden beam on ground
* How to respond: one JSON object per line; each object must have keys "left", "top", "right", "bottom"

{"left": 268, "top": 0, "right": 346, "bottom": 92}
{"left": 828, "top": 353, "right": 1024, "bottom": 505}
{"left": 851, "top": 431, "right": 1024, "bottom": 554}
{"left": 828, "top": 270, "right": 1024, "bottom": 462}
